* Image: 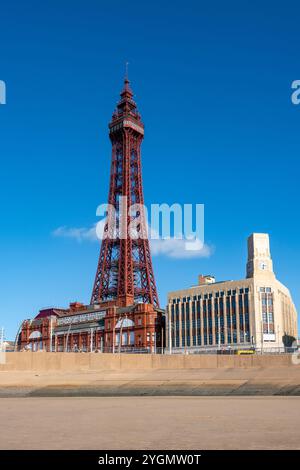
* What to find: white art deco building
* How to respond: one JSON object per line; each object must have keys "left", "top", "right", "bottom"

{"left": 166, "top": 234, "right": 298, "bottom": 352}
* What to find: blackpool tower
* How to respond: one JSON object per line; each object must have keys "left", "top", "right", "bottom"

{"left": 91, "top": 76, "right": 159, "bottom": 308}
{"left": 17, "top": 74, "right": 163, "bottom": 354}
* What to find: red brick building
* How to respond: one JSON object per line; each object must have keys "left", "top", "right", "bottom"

{"left": 18, "top": 301, "right": 164, "bottom": 353}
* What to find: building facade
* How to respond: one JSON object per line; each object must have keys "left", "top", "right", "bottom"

{"left": 18, "top": 301, "right": 164, "bottom": 353}
{"left": 166, "top": 234, "right": 297, "bottom": 353}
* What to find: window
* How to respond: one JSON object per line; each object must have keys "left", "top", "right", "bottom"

{"left": 122, "top": 332, "right": 127, "bottom": 345}
{"left": 261, "top": 291, "right": 274, "bottom": 335}
{"left": 244, "top": 294, "right": 249, "bottom": 314}
{"left": 239, "top": 294, "right": 243, "bottom": 311}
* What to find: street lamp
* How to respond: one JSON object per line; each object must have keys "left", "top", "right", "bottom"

{"left": 49, "top": 315, "right": 55, "bottom": 352}
{"left": 118, "top": 314, "right": 128, "bottom": 354}
{"left": 90, "top": 328, "right": 94, "bottom": 353}
{"left": 168, "top": 309, "right": 175, "bottom": 355}
{"left": 112, "top": 319, "right": 115, "bottom": 354}
{"left": 65, "top": 317, "right": 75, "bottom": 352}
{"left": 217, "top": 313, "right": 221, "bottom": 351}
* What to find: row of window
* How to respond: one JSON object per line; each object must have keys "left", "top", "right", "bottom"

{"left": 171, "top": 294, "right": 250, "bottom": 347}
{"left": 171, "top": 287, "right": 250, "bottom": 304}
{"left": 115, "top": 331, "right": 135, "bottom": 346}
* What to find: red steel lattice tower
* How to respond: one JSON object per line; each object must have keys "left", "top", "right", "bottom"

{"left": 91, "top": 76, "right": 159, "bottom": 308}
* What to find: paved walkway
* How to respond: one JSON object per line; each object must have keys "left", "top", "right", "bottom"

{"left": 0, "top": 367, "right": 300, "bottom": 396}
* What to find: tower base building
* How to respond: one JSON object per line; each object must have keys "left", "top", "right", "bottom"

{"left": 166, "top": 234, "right": 297, "bottom": 353}
{"left": 18, "top": 301, "right": 164, "bottom": 353}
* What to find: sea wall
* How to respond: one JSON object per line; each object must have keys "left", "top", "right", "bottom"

{"left": 0, "top": 352, "right": 296, "bottom": 371}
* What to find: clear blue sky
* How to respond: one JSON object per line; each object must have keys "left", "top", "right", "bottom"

{"left": 0, "top": 0, "right": 299, "bottom": 339}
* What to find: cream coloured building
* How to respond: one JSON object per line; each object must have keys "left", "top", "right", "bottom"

{"left": 166, "top": 234, "right": 298, "bottom": 352}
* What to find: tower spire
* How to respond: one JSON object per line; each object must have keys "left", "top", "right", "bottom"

{"left": 120, "top": 65, "right": 134, "bottom": 104}
{"left": 125, "top": 61, "right": 129, "bottom": 81}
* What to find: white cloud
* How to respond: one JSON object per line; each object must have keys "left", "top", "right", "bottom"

{"left": 150, "top": 237, "right": 213, "bottom": 259}
{"left": 149, "top": 226, "right": 213, "bottom": 259}
{"left": 52, "top": 223, "right": 213, "bottom": 259}
{"left": 52, "top": 224, "right": 99, "bottom": 242}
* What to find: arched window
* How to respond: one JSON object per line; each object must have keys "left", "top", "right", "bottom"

{"left": 115, "top": 318, "right": 135, "bottom": 329}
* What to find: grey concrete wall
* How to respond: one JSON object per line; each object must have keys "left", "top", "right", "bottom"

{"left": 0, "top": 352, "right": 296, "bottom": 371}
